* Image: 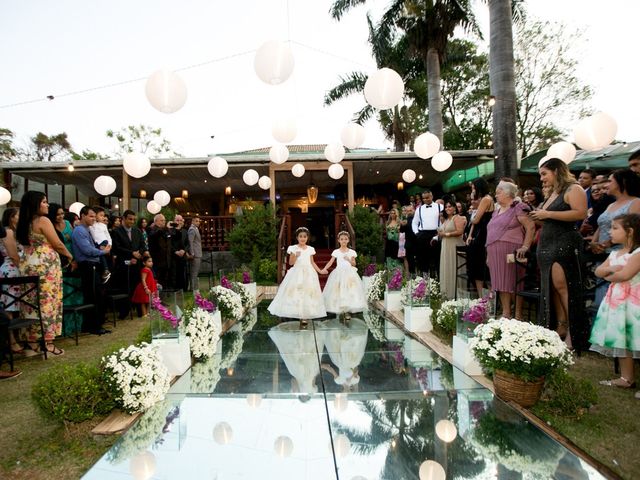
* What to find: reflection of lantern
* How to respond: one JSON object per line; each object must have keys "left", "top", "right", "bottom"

{"left": 334, "top": 434, "right": 351, "bottom": 458}
{"left": 573, "top": 112, "right": 617, "bottom": 151}
{"left": 324, "top": 143, "right": 345, "bottom": 163}
{"left": 129, "top": 451, "right": 157, "bottom": 480}
{"left": 258, "top": 176, "right": 272, "bottom": 190}
{"left": 431, "top": 151, "right": 453, "bottom": 172}
{"left": 414, "top": 132, "right": 440, "bottom": 159}
{"left": 145, "top": 69, "right": 187, "bottom": 114}
{"left": 402, "top": 169, "right": 416, "bottom": 183}
{"left": 213, "top": 422, "right": 233, "bottom": 444}
{"left": 208, "top": 156, "right": 229, "bottom": 178}
{"left": 123, "top": 152, "right": 151, "bottom": 178}
{"left": 274, "top": 435, "right": 294, "bottom": 457}
{"left": 307, "top": 185, "right": 318, "bottom": 204}
{"left": 269, "top": 144, "right": 289, "bottom": 164}
{"left": 272, "top": 118, "right": 297, "bottom": 143}
{"left": 397, "top": 182, "right": 404, "bottom": 191}
{"left": 291, "top": 163, "right": 305, "bottom": 177}
{"left": 254, "top": 40, "right": 294, "bottom": 85}
{"left": 154, "top": 190, "right": 171, "bottom": 207}
{"left": 328, "top": 163, "right": 344, "bottom": 180}
{"left": 243, "top": 169, "right": 259, "bottom": 186}
{"left": 69, "top": 202, "right": 85, "bottom": 216}
{"left": 435, "top": 419, "right": 457, "bottom": 443}
{"left": 547, "top": 141, "right": 576, "bottom": 164}
{"left": 334, "top": 393, "right": 348, "bottom": 412}
{"left": 246, "top": 394, "right": 262, "bottom": 408}
{"left": 147, "top": 200, "right": 161, "bottom": 214}
{"left": 340, "top": 123, "right": 365, "bottom": 149}
{"left": 94, "top": 176, "right": 117, "bottom": 196}
{"left": 364, "top": 68, "right": 404, "bottom": 110}
{"left": 419, "top": 460, "right": 445, "bottom": 480}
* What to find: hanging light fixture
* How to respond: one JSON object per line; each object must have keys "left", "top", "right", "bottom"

{"left": 397, "top": 181, "right": 404, "bottom": 191}
{"left": 181, "top": 189, "right": 189, "bottom": 199}
{"left": 139, "top": 189, "right": 147, "bottom": 198}
{"left": 307, "top": 184, "right": 318, "bottom": 204}
{"left": 225, "top": 186, "right": 231, "bottom": 196}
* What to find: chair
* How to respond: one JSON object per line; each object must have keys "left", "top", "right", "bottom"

{"left": 106, "top": 263, "right": 134, "bottom": 326}
{"left": 198, "top": 251, "right": 215, "bottom": 290}
{"left": 62, "top": 266, "right": 95, "bottom": 345}
{"left": 0, "top": 276, "right": 47, "bottom": 368}
{"left": 514, "top": 249, "right": 541, "bottom": 323}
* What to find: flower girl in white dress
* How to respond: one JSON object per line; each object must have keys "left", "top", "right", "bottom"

{"left": 321, "top": 231, "right": 366, "bottom": 320}
{"left": 268, "top": 227, "right": 327, "bottom": 327}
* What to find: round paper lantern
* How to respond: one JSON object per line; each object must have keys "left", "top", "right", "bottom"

{"left": 435, "top": 419, "right": 457, "bottom": 443}
{"left": 145, "top": 69, "right": 187, "bottom": 114}
{"left": 269, "top": 144, "right": 289, "bottom": 165}
{"left": 328, "top": 163, "right": 344, "bottom": 180}
{"left": 272, "top": 118, "right": 297, "bottom": 143}
{"left": 274, "top": 436, "right": 294, "bottom": 458}
{"left": 208, "top": 156, "right": 228, "bottom": 178}
{"left": 547, "top": 141, "right": 576, "bottom": 164}
{"left": 258, "top": 175, "right": 272, "bottom": 190}
{"left": 254, "top": 40, "right": 294, "bottom": 85}
{"left": 414, "top": 132, "right": 441, "bottom": 159}
{"left": 324, "top": 143, "right": 346, "bottom": 163}
{"left": 129, "top": 451, "right": 156, "bottom": 480}
{"left": 431, "top": 151, "right": 453, "bottom": 172}
{"left": 538, "top": 155, "right": 551, "bottom": 168}
{"left": 153, "top": 190, "right": 171, "bottom": 207}
{"left": 334, "top": 434, "right": 351, "bottom": 458}
{"left": 123, "top": 152, "right": 151, "bottom": 179}
{"left": 334, "top": 393, "right": 348, "bottom": 413}
{"left": 291, "top": 163, "right": 305, "bottom": 178}
{"left": 146, "top": 200, "right": 161, "bottom": 215}
{"left": 340, "top": 123, "right": 365, "bottom": 149}
{"left": 402, "top": 169, "right": 416, "bottom": 183}
{"left": 573, "top": 112, "right": 618, "bottom": 151}
{"left": 69, "top": 202, "right": 85, "bottom": 216}
{"left": 246, "top": 394, "right": 262, "bottom": 409}
{"left": 0, "top": 187, "right": 10, "bottom": 206}
{"left": 364, "top": 68, "right": 404, "bottom": 110}
{"left": 419, "top": 460, "right": 445, "bottom": 480}
{"left": 243, "top": 169, "right": 259, "bottom": 186}
{"left": 93, "top": 175, "right": 117, "bottom": 196}
{"left": 213, "top": 422, "right": 233, "bottom": 445}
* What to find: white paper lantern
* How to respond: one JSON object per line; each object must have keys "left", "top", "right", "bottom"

{"left": 254, "top": 40, "right": 294, "bottom": 85}
{"left": 0, "top": 187, "right": 10, "bottom": 206}
{"left": 547, "top": 141, "right": 576, "bottom": 164}
{"left": 243, "top": 169, "right": 259, "bottom": 186}
{"left": 129, "top": 451, "right": 157, "bottom": 480}
{"left": 402, "top": 169, "right": 417, "bottom": 183}
{"left": 538, "top": 155, "right": 551, "bottom": 168}
{"left": 123, "top": 152, "right": 151, "bottom": 179}
{"left": 328, "top": 163, "right": 345, "bottom": 180}
{"left": 146, "top": 200, "right": 161, "bottom": 214}
{"left": 414, "top": 132, "right": 441, "bottom": 159}
{"left": 334, "top": 393, "right": 348, "bottom": 412}
{"left": 291, "top": 163, "right": 305, "bottom": 178}
{"left": 69, "top": 202, "right": 85, "bottom": 216}
{"left": 213, "top": 422, "right": 233, "bottom": 445}
{"left": 269, "top": 144, "right": 289, "bottom": 165}
{"left": 364, "top": 68, "right": 404, "bottom": 110}
{"left": 274, "top": 436, "right": 294, "bottom": 457}
{"left": 324, "top": 143, "right": 346, "bottom": 163}
{"left": 145, "top": 69, "right": 187, "bottom": 114}
{"left": 258, "top": 175, "right": 272, "bottom": 190}
{"left": 334, "top": 434, "right": 351, "bottom": 458}
{"left": 419, "top": 460, "right": 445, "bottom": 480}
{"left": 246, "top": 394, "right": 262, "bottom": 409}
{"left": 340, "top": 123, "right": 366, "bottom": 149}
{"left": 431, "top": 151, "right": 453, "bottom": 172}
{"left": 272, "top": 118, "right": 297, "bottom": 143}
{"left": 208, "top": 156, "right": 229, "bottom": 178}
{"left": 153, "top": 190, "right": 171, "bottom": 207}
{"left": 435, "top": 419, "right": 457, "bottom": 443}
{"left": 93, "top": 175, "right": 117, "bottom": 196}
{"left": 573, "top": 112, "right": 618, "bottom": 151}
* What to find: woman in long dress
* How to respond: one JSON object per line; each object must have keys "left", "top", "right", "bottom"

{"left": 0, "top": 208, "right": 24, "bottom": 353}
{"left": 16, "top": 191, "right": 73, "bottom": 356}
{"left": 466, "top": 178, "right": 494, "bottom": 297}
{"left": 437, "top": 201, "right": 467, "bottom": 300}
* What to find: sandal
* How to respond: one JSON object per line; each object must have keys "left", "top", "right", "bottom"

{"left": 10, "top": 343, "right": 24, "bottom": 355}
{"left": 45, "top": 344, "right": 65, "bottom": 357}
{"left": 599, "top": 377, "right": 636, "bottom": 388}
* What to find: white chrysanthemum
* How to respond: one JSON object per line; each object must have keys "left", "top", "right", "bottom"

{"left": 366, "top": 270, "right": 387, "bottom": 303}
{"left": 180, "top": 307, "right": 222, "bottom": 360}
{"left": 210, "top": 285, "right": 243, "bottom": 321}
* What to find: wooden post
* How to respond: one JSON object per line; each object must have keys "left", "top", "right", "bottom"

{"left": 269, "top": 164, "right": 276, "bottom": 212}
{"left": 122, "top": 170, "right": 130, "bottom": 211}
{"left": 347, "top": 162, "right": 355, "bottom": 212}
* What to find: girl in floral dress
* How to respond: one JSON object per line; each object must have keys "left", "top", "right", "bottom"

{"left": 592, "top": 213, "right": 640, "bottom": 396}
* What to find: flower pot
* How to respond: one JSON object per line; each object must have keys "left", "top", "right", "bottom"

{"left": 362, "top": 275, "right": 373, "bottom": 294}
{"left": 493, "top": 369, "right": 545, "bottom": 408}
{"left": 452, "top": 335, "right": 483, "bottom": 376}
{"left": 404, "top": 306, "right": 432, "bottom": 333}
{"left": 384, "top": 290, "right": 402, "bottom": 311}
{"left": 403, "top": 337, "right": 433, "bottom": 366}
{"left": 244, "top": 282, "right": 257, "bottom": 303}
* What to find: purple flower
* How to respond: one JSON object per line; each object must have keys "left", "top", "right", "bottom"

{"left": 194, "top": 292, "right": 216, "bottom": 312}
{"left": 462, "top": 297, "right": 489, "bottom": 324}
{"left": 387, "top": 269, "right": 403, "bottom": 291}
{"left": 242, "top": 271, "right": 251, "bottom": 284}
{"left": 151, "top": 296, "right": 179, "bottom": 328}
{"left": 220, "top": 276, "right": 233, "bottom": 290}
{"left": 364, "top": 263, "right": 377, "bottom": 277}
{"left": 412, "top": 280, "right": 427, "bottom": 301}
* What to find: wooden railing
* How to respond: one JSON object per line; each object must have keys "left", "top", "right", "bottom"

{"left": 276, "top": 214, "right": 291, "bottom": 284}
{"left": 186, "top": 216, "right": 235, "bottom": 251}
{"left": 335, "top": 212, "right": 356, "bottom": 250}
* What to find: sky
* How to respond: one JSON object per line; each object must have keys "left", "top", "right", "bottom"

{"left": 1, "top": 0, "right": 639, "bottom": 159}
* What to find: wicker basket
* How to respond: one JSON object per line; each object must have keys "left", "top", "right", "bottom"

{"left": 493, "top": 369, "right": 545, "bottom": 408}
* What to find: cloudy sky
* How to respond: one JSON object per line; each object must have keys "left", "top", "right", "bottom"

{"left": 1, "top": 0, "right": 638, "bottom": 159}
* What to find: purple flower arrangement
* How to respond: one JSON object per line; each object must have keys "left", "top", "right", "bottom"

{"left": 364, "top": 263, "right": 377, "bottom": 277}
{"left": 242, "top": 270, "right": 252, "bottom": 284}
{"left": 387, "top": 269, "right": 403, "bottom": 291}
{"left": 194, "top": 292, "right": 216, "bottom": 312}
{"left": 220, "top": 275, "right": 233, "bottom": 290}
{"left": 151, "top": 296, "right": 179, "bottom": 328}
{"left": 412, "top": 279, "right": 428, "bottom": 302}
{"left": 411, "top": 366, "right": 430, "bottom": 392}
{"left": 462, "top": 295, "right": 491, "bottom": 324}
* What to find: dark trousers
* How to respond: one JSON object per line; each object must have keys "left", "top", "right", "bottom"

{"left": 0, "top": 311, "right": 10, "bottom": 369}
{"left": 78, "top": 261, "right": 105, "bottom": 333}
{"left": 405, "top": 244, "right": 417, "bottom": 274}
{"left": 416, "top": 230, "right": 439, "bottom": 278}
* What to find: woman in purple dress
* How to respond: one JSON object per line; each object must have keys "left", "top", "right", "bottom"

{"left": 486, "top": 181, "right": 535, "bottom": 319}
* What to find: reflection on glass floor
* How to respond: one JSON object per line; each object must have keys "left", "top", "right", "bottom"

{"left": 84, "top": 303, "right": 605, "bottom": 479}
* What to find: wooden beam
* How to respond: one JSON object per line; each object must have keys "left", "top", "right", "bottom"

{"left": 347, "top": 163, "right": 354, "bottom": 212}
{"left": 269, "top": 164, "right": 275, "bottom": 209}
{"left": 122, "top": 170, "right": 130, "bottom": 211}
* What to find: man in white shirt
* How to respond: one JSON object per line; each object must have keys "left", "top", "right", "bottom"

{"left": 411, "top": 189, "right": 443, "bottom": 278}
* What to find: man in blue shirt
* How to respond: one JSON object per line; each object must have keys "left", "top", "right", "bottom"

{"left": 71, "top": 206, "right": 111, "bottom": 335}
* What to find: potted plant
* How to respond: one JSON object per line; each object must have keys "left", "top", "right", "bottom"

{"left": 361, "top": 260, "right": 377, "bottom": 293}
{"left": 383, "top": 268, "right": 403, "bottom": 312}
{"left": 469, "top": 318, "right": 573, "bottom": 407}
{"left": 452, "top": 293, "right": 495, "bottom": 376}
{"left": 238, "top": 266, "right": 257, "bottom": 303}
{"left": 365, "top": 270, "right": 386, "bottom": 304}
{"left": 401, "top": 275, "right": 433, "bottom": 333}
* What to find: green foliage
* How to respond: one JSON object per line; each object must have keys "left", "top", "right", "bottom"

{"left": 533, "top": 370, "right": 598, "bottom": 419}
{"left": 135, "top": 323, "right": 152, "bottom": 345}
{"left": 348, "top": 205, "right": 383, "bottom": 259}
{"left": 70, "top": 149, "right": 108, "bottom": 161}
{"left": 30, "top": 131, "right": 72, "bottom": 162}
{"left": 0, "top": 127, "right": 17, "bottom": 160}
{"left": 256, "top": 258, "right": 277, "bottom": 283}
{"left": 106, "top": 124, "right": 180, "bottom": 158}
{"left": 228, "top": 204, "right": 277, "bottom": 264}
{"left": 32, "top": 362, "right": 115, "bottom": 423}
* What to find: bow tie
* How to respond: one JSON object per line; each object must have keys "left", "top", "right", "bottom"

{"left": 425, "top": 204, "right": 432, "bottom": 208}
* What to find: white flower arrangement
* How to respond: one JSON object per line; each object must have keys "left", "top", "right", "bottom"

{"left": 469, "top": 318, "right": 574, "bottom": 381}
{"left": 190, "top": 354, "right": 222, "bottom": 394}
{"left": 363, "top": 310, "right": 386, "bottom": 342}
{"left": 231, "top": 281, "right": 256, "bottom": 310}
{"left": 366, "top": 270, "right": 387, "bottom": 303}
{"left": 180, "top": 307, "right": 222, "bottom": 360}
{"left": 210, "top": 285, "right": 243, "bottom": 321}
{"left": 220, "top": 331, "right": 244, "bottom": 369}
{"left": 239, "top": 308, "right": 258, "bottom": 334}
{"left": 102, "top": 343, "right": 171, "bottom": 415}
{"left": 434, "top": 298, "right": 479, "bottom": 334}
{"left": 428, "top": 278, "right": 441, "bottom": 299}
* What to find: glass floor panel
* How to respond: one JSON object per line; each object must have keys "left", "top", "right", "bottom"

{"left": 83, "top": 302, "right": 606, "bottom": 479}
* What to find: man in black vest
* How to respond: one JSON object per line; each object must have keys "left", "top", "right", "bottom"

{"left": 112, "top": 210, "right": 145, "bottom": 317}
{"left": 411, "top": 189, "right": 443, "bottom": 278}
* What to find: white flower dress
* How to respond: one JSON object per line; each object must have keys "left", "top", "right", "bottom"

{"left": 322, "top": 248, "right": 366, "bottom": 314}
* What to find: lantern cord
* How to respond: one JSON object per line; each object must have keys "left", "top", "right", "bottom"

{"left": 291, "top": 40, "right": 373, "bottom": 69}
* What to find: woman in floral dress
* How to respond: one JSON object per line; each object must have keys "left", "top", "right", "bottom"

{"left": 0, "top": 208, "right": 23, "bottom": 353}
{"left": 16, "top": 191, "right": 73, "bottom": 356}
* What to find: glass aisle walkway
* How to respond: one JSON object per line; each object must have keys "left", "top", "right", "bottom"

{"left": 84, "top": 303, "right": 605, "bottom": 479}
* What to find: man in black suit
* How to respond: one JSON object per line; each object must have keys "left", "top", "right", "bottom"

{"left": 111, "top": 210, "right": 145, "bottom": 317}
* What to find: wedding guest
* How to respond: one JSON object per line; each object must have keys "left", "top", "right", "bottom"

{"left": 523, "top": 187, "right": 544, "bottom": 209}
{"left": 170, "top": 215, "right": 188, "bottom": 290}
{"left": 187, "top": 217, "right": 203, "bottom": 293}
{"left": 437, "top": 201, "right": 466, "bottom": 299}
{"left": 399, "top": 205, "right": 417, "bottom": 275}
{"left": 578, "top": 169, "right": 596, "bottom": 208}
{"left": 628, "top": 150, "right": 640, "bottom": 174}
{"left": 0, "top": 208, "right": 23, "bottom": 354}
{"left": 147, "top": 214, "right": 171, "bottom": 288}
{"left": 466, "top": 179, "right": 494, "bottom": 297}
{"left": 137, "top": 217, "right": 149, "bottom": 252}
{"left": 384, "top": 208, "right": 401, "bottom": 270}
{"left": 412, "top": 189, "right": 443, "bottom": 278}
{"left": 112, "top": 210, "right": 145, "bottom": 317}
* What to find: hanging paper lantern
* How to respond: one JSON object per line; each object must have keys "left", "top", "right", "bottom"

{"left": 538, "top": 155, "right": 551, "bottom": 168}
{"left": 547, "top": 141, "right": 576, "bottom": 164}
{"left": 146, "top": 200, "right": 161, "bottom": 214}
{"left": 258, "top": 175, "right": 272, "bottom": 190}
{"left": 269, "top": 144, "right": 289, "bottom": 165}
{"left": 145, "top": 69, "right": 187, "bottom": 114}
{"left": 334, "top": 434, "right": 351, "bottom": 458}
{"left": 0, "top": 187, "right": 10, "bottom": 206}
{"left": 435, "top": 419, "right": 457, "bottom": 443}
{"left": 243, "top": 169, "right": 259, "bottom": 186}
{"left": 363, "top": 68, "right": 404, "bottom": 110}
{"left": 328, "top": 163, "right": 344, "bottom": 180}
{"left": 324, "top": 143, "right": 345, "bottom": 163}
{"left": 431, "top": 151, "right": 453, "bottom": 172}
{"left": 340, "top": 123, "right": 365, "bottom": 149}
{"left": 334, "top": 393, "right": 348, "bottom": 412}
{"left": 291, "top": 163, "right": 305, "bottom": 178}
{"left": 414, "top": 132, "right": 441, "bottom": 159}
{"left": 153, "top": 190, "right": 171, "bottom": 207}
{"left": 207, "top": 156, "right": 228, "bottom": 178}
{"left": 272, "top": 118, "right": 297, "bottom": 143}
{"left": 69, "top": 202, "right": 85, "bottom": 216}
{"left": 273, "top": 436, "right": 294, "bottom": 458}
{"left": 129, "top": 451, "right": 157, "bottom": 480}
{"left": 254, "top": 40, "right": 294, "bottom": 85}
{"left": 123, "top": 152, "right": 151, "bottom": 178}
{"left": 93, "top": 175, "right": 117, "bottom": 196}
{"left": 402, "top": 169, "right": 416, "bottom": 183}
{"left": 573, "top": 112, "right": 618, "bottom": 151}
{"left": 418, "top": 460, "right": 445, "bottom": 480}
{"left": 246, "top": 394, "right": 262, "bottom": 409}
{"left": 213, "top": 422, "right": 233, "bottom": 445}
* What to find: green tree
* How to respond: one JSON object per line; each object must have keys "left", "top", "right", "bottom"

{"left": 106, "top": 124, "right": 180, "bottom": 158}
{"left": 30, "top": 132, "right": 72, "bottom": 162}
{"left": 227, "top": 203, "right": 278, "bottom": 266}
{"left": 70, "top": 149, "right": 109, "bottom": 161}
{"left": 0, "top": 128, "right": 17, "bottom": 161}
{"left": 348, "top": 205, "right": 383, "bottom": 259}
